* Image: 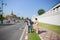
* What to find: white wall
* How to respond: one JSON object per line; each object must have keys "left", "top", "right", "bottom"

{"left": 32, "top": 13, "right": 60, "bottom": 26}
{"left": 31, "top": 3, "right": 60, "bottom": 26}
{"left": 38, "top": 14, "right": 60, "bottom": 26}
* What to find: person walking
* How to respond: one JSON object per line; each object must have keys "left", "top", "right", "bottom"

{"left": 33, "top": 18, "right": 39, "bottom": 33}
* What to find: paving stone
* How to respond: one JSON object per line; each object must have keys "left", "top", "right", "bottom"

{"left": 38, "top": 27, "right": 60, "bottom": 40}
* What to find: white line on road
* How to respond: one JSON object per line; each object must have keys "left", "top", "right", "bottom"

{"left": 19, "top": 25, "right": 26, "bottom": 40}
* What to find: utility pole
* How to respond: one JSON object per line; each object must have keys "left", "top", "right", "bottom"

{"left": 0, "top": 0, "right": 3, "bottom": 24}
{"left": 0, "top": 0, "right": 7, "bottom": 24}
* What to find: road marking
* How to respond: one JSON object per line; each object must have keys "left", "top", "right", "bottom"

{"left": 19, "top": 25, "right": 26, "bottom": 40}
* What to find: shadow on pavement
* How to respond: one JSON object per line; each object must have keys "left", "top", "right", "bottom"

{"left": 38, "top": 30, "right": 46, "bottom": 34}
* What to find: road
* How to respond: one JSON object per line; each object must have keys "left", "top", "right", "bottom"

{"left": 0, "top": 20, "right": 26, "bottom": 40}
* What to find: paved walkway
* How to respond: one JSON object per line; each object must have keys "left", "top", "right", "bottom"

{"left": 24, "top": 25, "right": 60, "bottom": 40}
{"left": 38, "top": 27, "right": 60, "bottom": 40}
{"left": 25, "top": 25, "right": 28, "bottom": 40}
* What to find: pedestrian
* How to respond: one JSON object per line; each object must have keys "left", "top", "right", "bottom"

{"left": 33, "top": 18, "right": 39, "bottom": 33}
{"left": 26, "top": 18, "right": 32, "bottom": 33}
{"left": 29, "top": 19, "right": 33, "bottom": 33}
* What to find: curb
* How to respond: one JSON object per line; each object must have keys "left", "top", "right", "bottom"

{"left": 25, "top": 25, "right": 28, "bottom": 40}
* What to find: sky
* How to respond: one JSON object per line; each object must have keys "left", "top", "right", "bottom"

{"left": 2, "top": 0, "right": 60, "bottom": 18}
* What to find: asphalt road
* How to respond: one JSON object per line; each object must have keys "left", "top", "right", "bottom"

{"left": 0, "top": 21, "right": 26, "bottom": 40}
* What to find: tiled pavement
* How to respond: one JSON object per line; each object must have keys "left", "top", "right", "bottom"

{"left": 38, "top": 27, "right": 60, "bottom": 40}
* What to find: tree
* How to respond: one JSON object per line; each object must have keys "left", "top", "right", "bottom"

{"left": 0, "top": 14, "right": 3, "bottom": 24}
{"left": 38, "top": 9, "right": 45, "bottom": 15}
{"left": 17, "top": 17, "right": 21, "bottom": 20}
{"left": 22, "top": 17, "right": 24, "bottom": 20}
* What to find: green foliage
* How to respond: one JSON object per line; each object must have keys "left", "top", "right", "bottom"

{"left": 0, "top": 14, "right": 3, "bottom": 24}
{"left": 17, "top": 17, "right": 21, "bottom": 19}
{"left": 0, "top": 14, "right": 3, "bottom": 21}
{"left": 38, "top": 9, "right": 45, "bottom": 15}
{"left": 39, "top": 22, "right": 60, "bottom": 35}
{"left": 22, "top": 17, "right": 24, "bottom": 20}
{"left": 28, "top": 32, "right": 41, "bottom": 40}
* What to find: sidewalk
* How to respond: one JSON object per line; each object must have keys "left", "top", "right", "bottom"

{"left": 25, "top": 25, "right": 28, "bottom": 40}
{"left": 38, "top": 27, "right": 60, "bottom": 40}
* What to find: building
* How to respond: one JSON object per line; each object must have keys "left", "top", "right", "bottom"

{"left": 3, "top": 10, "right": 19, "bottom": 24}
{"left": 32, "top": 2, "right": 60, "bottom": 26}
